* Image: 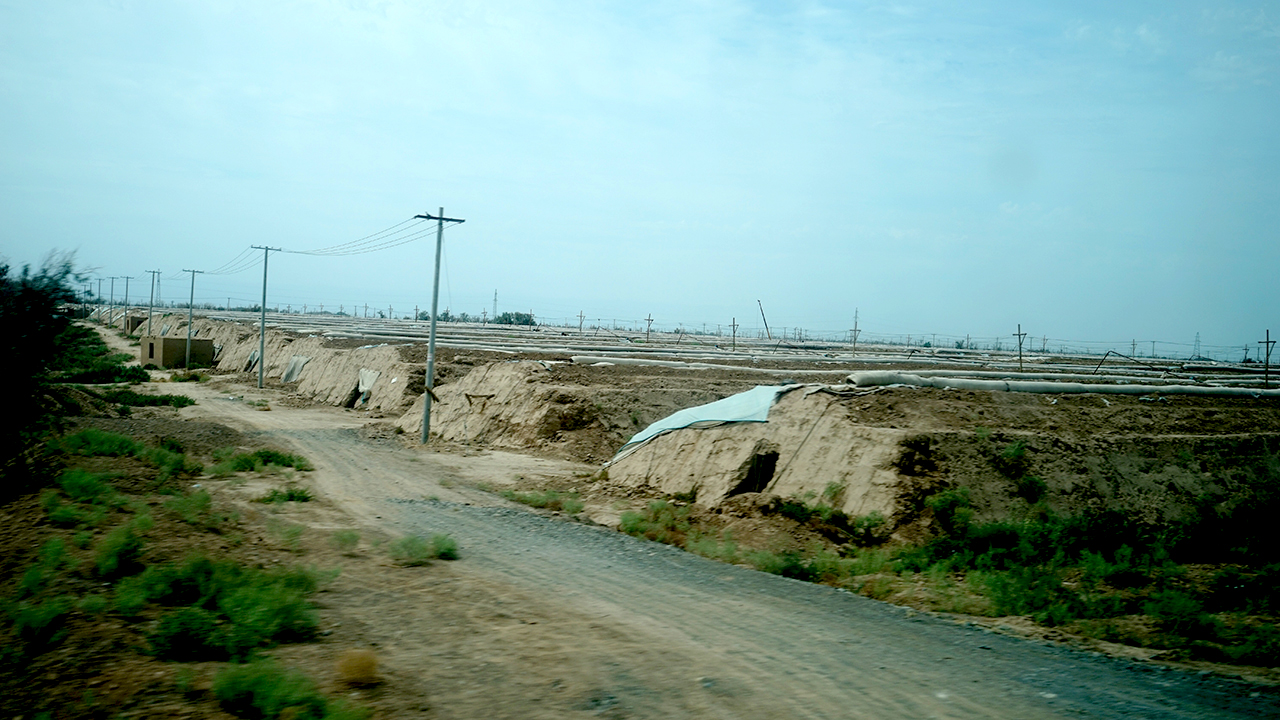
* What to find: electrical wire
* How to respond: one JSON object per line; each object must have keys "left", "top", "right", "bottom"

{"left": 284, "top": 217, "right": 429, "bottom": 256}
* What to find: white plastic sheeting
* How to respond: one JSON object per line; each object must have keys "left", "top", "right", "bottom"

{"left": 609, "top": 385, "right": 797, "bottom": 464}
{"left": 848, "top": 371, "right": 1280, "bottom": 397}
{"left": 281, "top": 355, "right": 310, "bottom": 383}
{"left": 357, "top": 369, "right": 381, "bottom": 393}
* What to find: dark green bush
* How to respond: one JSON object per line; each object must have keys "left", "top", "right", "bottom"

{"left": 749, "top": 549, "right": 817, "bottom": 581}
{"left": 56, "top": 469, "right": 116, "bottom": 504}
{"left": 213, "top": 660, "right": 327, "bottom": 720}
{"left": 5, "top": 596, "right": 72, "bottom": 651}
{"left": 95, "top": 525, "right": 144, "bottom": 578}
{"left": 258, "top": 486, "right": 313, "bottom": 504}
{"left": 96, "top": 388, "right": 195, "bottom": 408}
{"left": 149, "top": 606, "right": 224, "bottom": 661}
{"left": 619, "top": 501, "right": 691, "bottom": 545}
{"left": 53, "top": 428, "right": 143, "bottom": 457}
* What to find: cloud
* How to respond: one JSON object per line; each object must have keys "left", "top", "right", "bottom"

{"left": 1192, "top": 50, "right": 1270, "bottom": 89}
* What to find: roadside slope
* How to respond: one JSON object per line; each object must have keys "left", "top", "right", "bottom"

{"left": 160, "top": 380, "right": 1277, "bottom": 720}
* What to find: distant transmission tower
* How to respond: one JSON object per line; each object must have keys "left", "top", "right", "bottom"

{"left": 1192, "top": 332, "right": 1201, "bottom": 360}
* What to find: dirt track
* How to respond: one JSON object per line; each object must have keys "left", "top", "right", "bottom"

{"left": 153, "top": 377, "right": 1279, "bottom": 720}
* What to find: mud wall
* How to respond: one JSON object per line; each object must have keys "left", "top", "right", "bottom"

{"left": 145, "top": 313, "right": 422, "bottom": 413}
{"left": 605, "top": 390, "right": 906, "bottom": 517}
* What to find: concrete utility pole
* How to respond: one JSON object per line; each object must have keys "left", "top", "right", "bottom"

{"left": 95, "top": 279, "right": 103, "bottom": 320}
{"left": 493, "top": 290, "right": 497, "bottom": 323}
{"left": 578, "top": 311, "right": 585, "bottom": 335}
{"left": 121, "top": 276, "right": 133, "bottom": 332}
{"left": 182, "top": 270, "right": 204, "bottom": 368}
{"left": 850, "top": 309, "right": 860, "bottom": 355}
{"left": 251, "top": 246, "right": 280, "bottom": 388}
{"left": 108, "top": 277, "right": 119, "bottom": 328}
{"left": 145, "top": 270, "right": 160, "bottom": 336}
{"left": 645, "top": 315, "right": 654, "bottom": 342}
{"left": 757, "top": 300, "right": 772, "bottom": 340}
{"left": 731, "top": 317, "right": 739, "bottom": 351}
{"left": 414, "top": 207, "right": 466, "bottom": 444}
{"left": 1014, "top": 324, "right": 1028, "bottom": 372}
{"left": 1261, "top": 329, "right": 1275, "bottom": 389}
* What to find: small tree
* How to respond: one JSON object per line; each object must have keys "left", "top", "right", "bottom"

{"left": 0, "top": 253, "right": 81, "bottom": 490}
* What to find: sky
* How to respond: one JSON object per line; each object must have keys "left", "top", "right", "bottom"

{"left": 2, "top": 1, "right": 1278, "bottom": 358}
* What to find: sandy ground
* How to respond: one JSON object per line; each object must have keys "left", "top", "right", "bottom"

{"left": 113, "top": 370, "right": 1270, "bottom": 720}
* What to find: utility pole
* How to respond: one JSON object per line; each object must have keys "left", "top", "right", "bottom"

{"left": 145, "top": 270, "right": 160, "bottom": 336}
{"left": 757, "top": 300, "right": 772, "bottom": 340}
{"left": 1261, "top": 329, "right": 1275, "bottom": 389}
{"left": 121, "top": 276, "right": 133, "bottom": 333}
{"left": 645, "top": 314, "right": 654, "bottom": 342}
{"left": 850, "top": 309, "right": 860, "bottom": 355}
{"left": 578, "top": 311, "right": 585, "bottom": 335}
{"left": 182, "top": 270, "right": 204, "bottom": 368}
{"left": 481, "top": 310, "right": 487, "bottom": 325}
{"left": 414, "top": 207, "right": 466, "bottom": 443}
{"left": 251, "top": 246, "right": 280, "bottom": 388}
{"left": 108, "top": 276, "right": 119, "bottom": 328}
{"left": 731, "top": 317, "right": 739, "bottom": 351}
{"left": 95, "top": 278, "right": 103, "bottom": 320}
{"left": 493, "top": 290, "right": 498, "bottom": 322}
{"left": 1014, "top": 324, "right": 1027, "bottom": 372}
{"left": 1132, "top": 339, "right": 1137, "bottom": 358}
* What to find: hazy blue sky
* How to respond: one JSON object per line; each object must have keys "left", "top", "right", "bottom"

{"left": 2, "top": 1, "right": 1277, "bottom": 356}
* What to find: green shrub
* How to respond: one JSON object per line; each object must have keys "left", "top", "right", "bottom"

{"left": 429, "top": 533, "right": 459, "bottom": 561}
{"left": 1222, "top": 623, "right": 1280, "bottom": 665}
{"left": 144, "top": 446, "right": 202, "bottom": 480}
{"left": 985, "top": 565, "right": 1080, "bottom": 625}
{"left": 5, "top": 596, "right": 72, "bottom": 650}
{"left": 686, "top": 534, "right": 741, "bottom": 563}
{"left": 501, "top": 489, "right": 582, "bottom": 514}
{"left": 214, "top": 448, "right": 312, "bottom": 475}
{"left": 1145, "top": 589, "right": 1220, "bottom": 640}
{"left": 388, "top": 534, "right": 458, "bottom": 565}
{"left": 1014, "top": 475, "right": 1047, "bottom": 503}
{"left": 77, "top": 595, "right": 108, "bottom": 615}
{"left": 258, "top": 485, "right": 313, "bottom": 504}
{"left": 926, "top": 488, "right": 973, "bottom": 537}
{"left": 992, "top": 440, "right": 1031, "bottom": 478}
{"left": 747, "top": 549, "right": 817, "bottom": 581}
{"left": 54, "top": 428, "right": 142, "bottom": 457}
{"left": 113, "top": 576, "right": 150, "bottom": 617}
{"left": 164, "top": 489, "right": 214, "bottom": 525}
{"left": 150, "top": 606, "right": 224, "bottom": 661}
{"left": 20, "top": 566, "right": 46, "bottom": 597}
{"left": 56, "top": 356, "right": 150, "bottom": 384}
{"left": 619, "top": 501, "right": 691, "bottom": 545}
{"left": 94, "top": 525, "right": 144, "bottom": 578}
{"left": 331, "top": 530, "right": 360, "bottom": 553}
{"left": 56, "top": 469, "right": 116, "bottom": 503}
{"left": 252, "top": 449, "right": 313, "bottom": 471}
{"left": 96, "top": 388, "right": 196, "bottom": 408}
{"left": 213, "top": 660, "right": 327, "bottom": 720}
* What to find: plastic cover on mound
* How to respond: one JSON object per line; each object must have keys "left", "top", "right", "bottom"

{"left": 607, "top": 385, "right": 796, "bottom": 465}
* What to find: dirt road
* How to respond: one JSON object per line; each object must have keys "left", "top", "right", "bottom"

{"left": 138, "top": 376, "right": 1273, "bottom": 720}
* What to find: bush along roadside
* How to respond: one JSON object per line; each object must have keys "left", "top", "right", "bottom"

{"left": 615, "top": 450, "right": 1280, "bottom": 667}
{"left": 0, "top": 428, "right": 376, "bottom": 718}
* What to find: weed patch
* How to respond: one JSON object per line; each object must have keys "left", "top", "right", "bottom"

{"left": 619, "top": 501, "right": 690, "bottom": 545}
{"left": 389, "top": 534, "right": 458, "bottom": 566}
{"left": 257, "top": 485, "right": 313, "bottom": 504}
{"left": 501, "top": 489, "right": 583, "bottom": 514}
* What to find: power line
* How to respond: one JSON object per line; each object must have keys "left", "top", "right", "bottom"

{"left": 285, "top": 217, "right": 431, "bottom": 256}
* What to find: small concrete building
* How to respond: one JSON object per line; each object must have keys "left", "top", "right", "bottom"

{"left": 140, "top": 336, "right": 214, "bottom": 369}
